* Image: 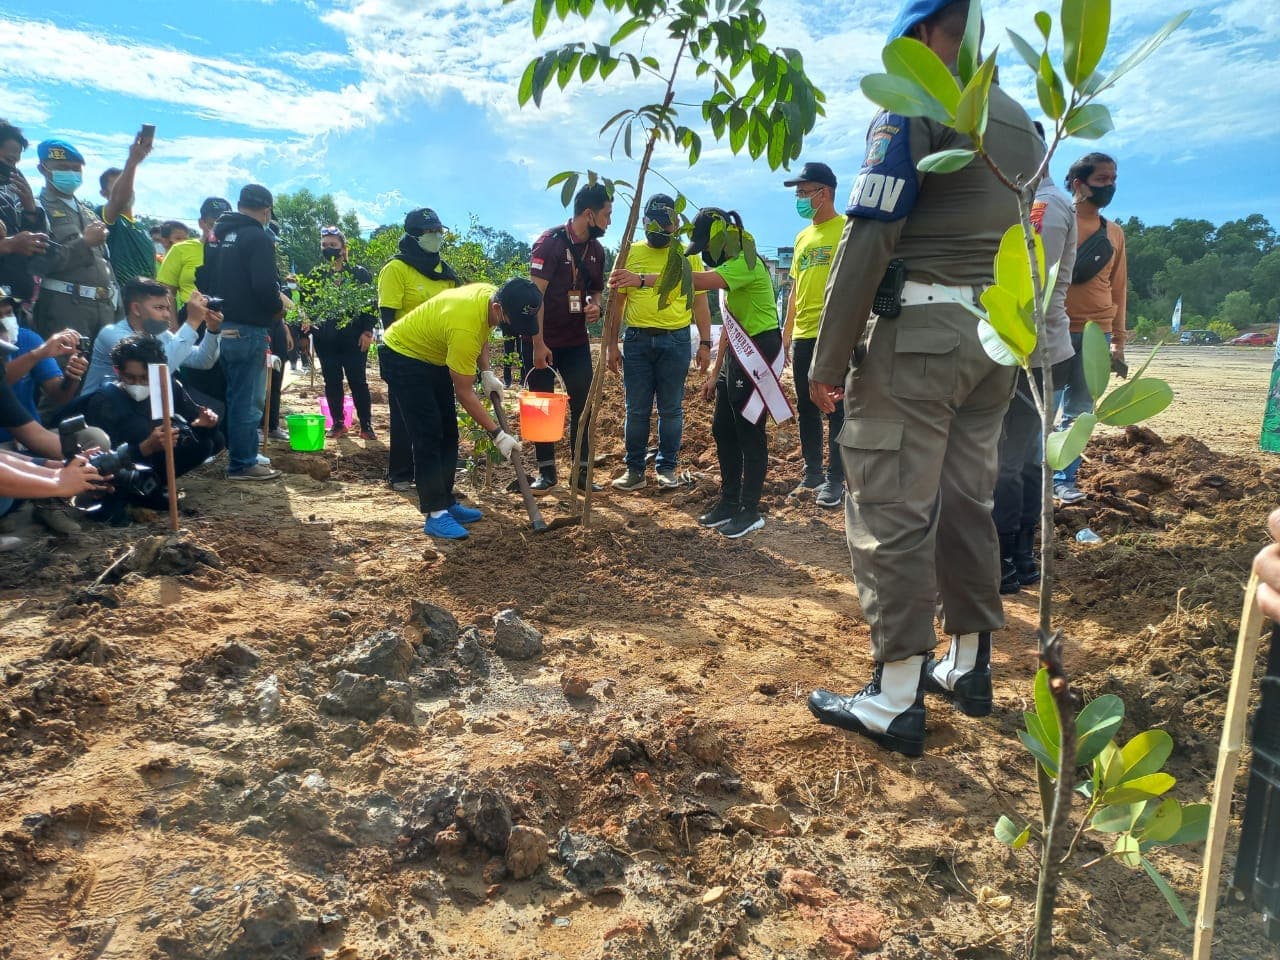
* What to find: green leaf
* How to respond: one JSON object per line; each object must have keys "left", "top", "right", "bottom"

{"left": 954, "top": 51, "right": 998, "bottom": 139}
{"left": 1034, "top": 10, "right": 1052, "bottom": 39}
{"left": 1036, "top": 52, "right": 1067, "bottom": 120}
{"left": 599, "top": 107, "right": 632, "bottom": 137}
{"left": 1046, "top": 412, "right": 1096, "bottom": 471}
{"left": 532, "top": 52, "right": 557, "bottom": 107}
{"left": 742, "top": 233, "right": 758, "bottom": 271}
{"left": 1158, "top": 803, "right": 1210, "bottom": 847}
{"left": 917, "top": 149, "right": 976, "bottom": 174}
{"left": 1092, "top": 801, "right": 1144, "bottom": 834}
{"left": 1033, "top": 668, "right": 1059, "bottom": 750}
{"left": 859, "top": 73, "right": 952, "bottom": 124}
{"left": 1006, "top": 29, "right": 1042, "bottom": 74}
{"left": 518, "top": 58, "right": 538, "bottom": 106}
{"left": 1061, "top": 0, "right": 1111, "bottom": 87}
{"left": 1103, "top": 772, "right": 1176, "bottom": 805}
{"left": 1095, "top": 377, "right": 1173, "bottom": 426}
{"left": 1114, "top": 833, "right": 1142, "bottom": 869}
{"left": 1119, "top": 730, "right": 1175, "bottom": 783}
{"left": 1082, "top": 322, "right": 1111, "bottom": 401}
{"left": 1063, "top": 103, "right": 1114, "bottom": 139}
{"left": 1096, "top": 740, "right": 1126, "bottom": 791}
{"left": 623, "top": 119, "right": 633, "bottom": 158}
{"left": 1141, "top": 857, "right": 1192, "bottom": 927}
{"left": 656, "top": 242, "right": 683, "bottom": 310}
{"left": 1138, "top": 798, "right": 1182, "bottom": 843}
{"left": 1022, "top": 711, "right": 1060, "bottom": 775}
{"left": 610, "top": 16, "right": 646, "bottom": 44}
{"left": 559, "top": 172, "right": 579, "bottom": 209}
{"left": 532, "top": 0, "right": 552, "bottom": 38}
{"left": 995, "top": 815, "right": 1031, "bottom": 849}
{"left": 981, "top": 285, "right": 1036, "bottom": 362}
{"left": 1090, "top": 10, "right": 1191, "bottom": 96}
{"left": 579, "top": 53, "right": 598, "bottom": 82}
{"left": 1075, "top": 693, "right": 1124, "bottom": 767}
{"left": 545, "top": 170, "right": 575, "bottom": 188}
{"left": 957, "top": 0, "right": 984, "bottom": 84}
{"left": 882, "top": 37, "right": 961, "bottom": 119}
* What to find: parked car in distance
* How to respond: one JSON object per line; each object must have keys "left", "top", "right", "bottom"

{"left": 1229, "top": 331, "right": 1276, "bottom": 346}
{"left": 1180, "top": 329, "right": 1222, "bottom": 346}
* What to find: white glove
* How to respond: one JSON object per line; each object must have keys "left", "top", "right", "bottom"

{"left": 493, "top": 430, "right": 522, "bottom": 461}
{"left": 480, "top": 370, "right": 505, "bottom": 397}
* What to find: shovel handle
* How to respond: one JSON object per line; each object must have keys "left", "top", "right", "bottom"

{"left": 490, "top": 389, "right": 546, "bottom": 531}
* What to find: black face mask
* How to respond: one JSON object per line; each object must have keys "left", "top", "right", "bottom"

{"left": 321, "top": 248, "right": 341, "bottom": 261}
{"left": 1088, "top": 184, "right": 1116, "bottom": 208}
{"left": 646, "top": 228, "right": 671, "bottom": 249}
{"left": 0, "top": 163, "right": 12, "bottom": 186}
{"left": 701, "top": 250, "right": 724, "bottom": 269}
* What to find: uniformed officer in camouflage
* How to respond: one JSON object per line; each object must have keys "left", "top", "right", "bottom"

{"left": 32, "top": 139, "right": 117, "bottom": 343}
{"left": 805, "top": 0, "right": 1043, "bottom": 757}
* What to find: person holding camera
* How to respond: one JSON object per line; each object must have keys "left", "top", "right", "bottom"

{"left": 81, "top": 278, "right": 221, "bottom": 395}
{"left": 0, "top": 120, "right": 51, "bottom": 306}
{"left": 193, "top": 184, "right": 281, "bottom": 482}
{"left": 0, "top": 287, "right": 86, "bottom": 431}
{"left": 82, "top": 335, "right": 221, "bottom": 517}
{"left": 95, "top": 126, "right": 157, "bottom": 287}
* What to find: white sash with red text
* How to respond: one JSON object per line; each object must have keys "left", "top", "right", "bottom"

{"left": 720, "top": 291, "right": 794, "bottom": 426}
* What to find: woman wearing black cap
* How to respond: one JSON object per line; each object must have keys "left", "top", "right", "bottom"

{"left": 376, "top": 208, "right": 462, "bottom": 491}
{"left": 610, "top": 207, "right": 784, "bottom": 538}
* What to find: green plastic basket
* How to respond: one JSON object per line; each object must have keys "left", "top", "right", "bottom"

{"left": 287, "top": 413, "right": 325, "bottom": 452}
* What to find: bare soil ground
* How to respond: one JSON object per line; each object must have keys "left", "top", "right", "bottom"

{"left": 1, "top": 344, "right": 1278, "bottom": 960}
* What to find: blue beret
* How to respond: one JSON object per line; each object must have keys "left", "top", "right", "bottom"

{"left": 37, "top": 139, "right": 84, "bottom": 165}
{"left": 886, "top": 0, "right": 955, "bottom": 42}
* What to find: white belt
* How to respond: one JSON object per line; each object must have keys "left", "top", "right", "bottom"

{"left": 899, "top": 280, "right": 982, "bottom": 308}
{"left": 42, "top": 279, "right": 117, "bottom": 302}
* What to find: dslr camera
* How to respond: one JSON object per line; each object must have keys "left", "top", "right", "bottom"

{"left": 204, "top": 296, "right": 225, "bottom": 312}
{"left": 57, "top": 415, "right": 159, "bottom": 505}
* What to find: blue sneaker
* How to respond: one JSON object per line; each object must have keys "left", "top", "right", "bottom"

{"left": 423, "top": 513, "right": 469, "bottom": 540}
{"left": 448, "top": 502, "right": 483, "bottom": 525}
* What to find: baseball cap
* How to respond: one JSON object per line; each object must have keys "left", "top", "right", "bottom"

{"left": 404, "top": 208, "right": 444, "bottom": 235}
{"left": 684, "top": 208, "right": 727, "bottom": 256}
{"left": 783, "top": 161, "right": 838, "bottom": 191}
{"left": 495, "top": 277, "right": 542, "bottom": 337}
{"left": 200, "top": 197, "right": 232, "bottom": 220}
{"left": 643, "top": 194, "right": 676, "bottom": 228}
{"left": 885, "top": 0, "right": 957, "bottom": 42}
{"left": 36, "top": 139, "right": 84, "bottom": 165}
{"left": 239, "top": 184, "right": 274, "bottom": 210}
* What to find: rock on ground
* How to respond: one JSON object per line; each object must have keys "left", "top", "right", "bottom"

{"left": 317, "top": 671, "right": 413, "bottom": 723}
{"left": 557, "top": 830, "right": 625, "bottom": 892}
{"left": 327, "top": 630, "right": 416, "bottom": 682}
{"left": 505, "top": 825, "right": 548, "bottom": 880}
{"left": 492, "top": 609, "right": 543, "bottom": 660}
{"left": 409, "top": 600, "right": 460, "bottom": 652}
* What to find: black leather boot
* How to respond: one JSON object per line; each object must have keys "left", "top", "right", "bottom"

{"left": 807, "top": 656, "right": 928, "bottom": 757}
{"left": 999, "top": 533, "right": 1021, "bottom": 595}
{"left": 1014, "top": 525, "right": 1040, "bottom": 585}
{"left": 924, "top": 632, "right": 993, "bottom": 717}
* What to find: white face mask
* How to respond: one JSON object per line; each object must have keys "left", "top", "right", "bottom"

{"left": 417, "top": 232, "right": 443, "bottom": 254}
{"left": 122, "top": 383, "right": 151, "bottom": 402}
{"left": 0, "top": 315, "right": 17, "bottom": 344}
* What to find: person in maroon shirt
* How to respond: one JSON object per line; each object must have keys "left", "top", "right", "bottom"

{"left": 525, "top": 183, "right": 610, "bottom": 491}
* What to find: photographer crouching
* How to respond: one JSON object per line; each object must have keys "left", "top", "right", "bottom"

{"left": 79, "top": 334, "right": 221, "bottom": 523}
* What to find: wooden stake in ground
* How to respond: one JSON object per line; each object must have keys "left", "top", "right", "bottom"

{"left": 262, "top": 353, "right": 273, "bottom": 455}
{"left": 154, "top": 363, "right": 180, "bottom": 532}
{"left": 1193, "top": 571, "right": 1265, "bottom": 960}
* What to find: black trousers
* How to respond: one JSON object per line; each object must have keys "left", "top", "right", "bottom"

{"left": 378, "top": 346, "right": 457, "bottom": 514}
{"left": 791, "top": 336, "right": 844, "bottom": 483}
{"left": 992, "top": 360, "right": 1071, "bottom": 538}
{"left": 521, "top": 339, "right": 593, "bottom": 475}
{"left": 713, "top": 328, "right": 781, "bottom": 513}
{"left": 267, "top": 365, "right": 283, "bottom": 432}
{"left": 317, "top": 343, "right": 373, "bottom": 431}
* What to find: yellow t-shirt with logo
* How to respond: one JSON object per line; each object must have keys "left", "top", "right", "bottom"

{"left": 377, "top": 259, "right": 457, "bottom": 322}
{"left": 621, "top": 243, "right": 706, "bottom": 331}
{"left": 382, "top": 283, "right": 495, "bottom": 376}
{"left": 789, "top": 215, "right": 845, "bottom": 340}
{"left": 156, "top": 237, "right": 204, "bottom": 308}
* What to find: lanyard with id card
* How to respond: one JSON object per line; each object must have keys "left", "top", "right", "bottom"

{"left": 558, "top": 227, "right": 591, "bottom": 315}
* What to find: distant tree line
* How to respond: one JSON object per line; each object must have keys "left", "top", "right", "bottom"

{"left": 1122, "top": 213, "right": 1279, "bottom": 341}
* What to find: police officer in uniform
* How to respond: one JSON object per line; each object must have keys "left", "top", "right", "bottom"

{"left": 32, "top": 140, "right": 117, "bottom": 343}
{"left": 804, "top": 0, "right": 1043, "bottom": 757}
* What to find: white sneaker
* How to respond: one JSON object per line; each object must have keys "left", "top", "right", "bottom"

{"left": 1054, "top": 483, "right": 1086, "bottom": 504}
{"left": 229, "top": 464, "right": 282, "bottom": 482}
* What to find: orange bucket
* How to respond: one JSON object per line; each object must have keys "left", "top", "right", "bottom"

{"left": 519, "top": 369, "right": 569, "bottom": 442}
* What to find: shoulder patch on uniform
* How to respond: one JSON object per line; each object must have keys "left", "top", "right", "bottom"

{"left": 1030, "top": 201, "right": 1047, "bottom": 234}
{"left": 846, "top": 112, "right": 918, "bottom": 222}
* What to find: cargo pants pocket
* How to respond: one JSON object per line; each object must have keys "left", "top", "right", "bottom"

{"left": 836, "top": 417, "right": 904, "bottom": 503}
{"left": 889, "top": 327, "right": 959, "bottom": 402}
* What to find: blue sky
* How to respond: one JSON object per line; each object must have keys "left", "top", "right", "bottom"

{"left": 2, "top": 0, "right": 1277, "bottom": 260}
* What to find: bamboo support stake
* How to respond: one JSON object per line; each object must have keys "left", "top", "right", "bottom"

{"left": 156, "top": 364, "right": 180, "bottom": 532}
{"left": 1193, "top": 571, "right": 1265, "bottom": 960}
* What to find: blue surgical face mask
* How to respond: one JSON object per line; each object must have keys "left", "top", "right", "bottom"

{"left": 796, "top": 197, "right": 816, "bottom": 220}
{"left": 51, "top": 170, "right": 82, "bottom": 195}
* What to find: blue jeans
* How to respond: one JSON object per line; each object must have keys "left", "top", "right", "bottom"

{"left": 219, "top": 324, "right": 270, "bottom": 474}
{"left": 1052, "top": 330, "right": 1109, "bottom": 485}
{"left": 621, "top": 325, "right": 690, "bottom": 472}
